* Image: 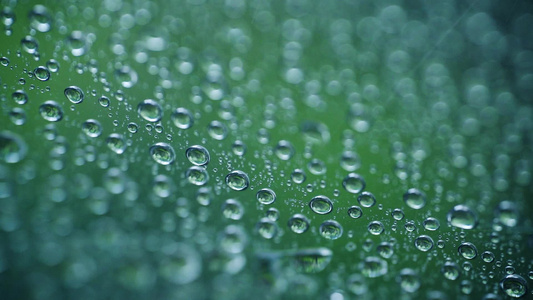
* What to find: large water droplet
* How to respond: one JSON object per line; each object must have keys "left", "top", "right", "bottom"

{"left": 495, "top": 200, "right": 518, "bottom": 227}
{"left": 368, "top": 221, "right": 384, "bottom": 235}
{"left": 403, "top": 188, "right": 426, "bottom": 209}
{"left": 186, "top": 166, "right": 209, "bottom": 186}
{"left": 358, "top": 191, "right": 376, "bottom": 207}
{"left": 256, "top": 218, "right": 277, "bottom": 239}
{"left": 222, "top": 199, "right": 244, "bottom": 220}
{"left": 275, "top": 140, "right": 294, "bottom": 160}
{"left": 414, "top": 235, "right": 434, "bottom": 252}
{"left": 458, "top": 242, "right": 477, "bottom": 260}
{"left": 106, "top": 133, "right": 126, "bottom": 154}
{"left": 82, "top": 119, "right": 102, "bottom": 137}
{"left": 149, "top": 143, "right": 175, "bottom": 165}
{"left": 309, "top": 195, "right": 333, "bottom": 214}
{"left": 171, "top": 107, "right": 194, "bottom": 129}
{"left": 361, "top": 257, "right": 388, "bottom": 278}
{"left": 441, "top": 261, "right": 460, "bottom": 280}
{"left": 64, "top": 86, "right": 84, "bottom": 104}
{"left": 0, "top": 131, "right": 27, "bottom": 163}
{"left": 348, "top": 206, "right": 363, "bottom": 219}
{"left": 34, "top": 66, "right": 50, "bottom": 81}
{"left": 447, "top": 205, "right": 478, "bottom": 229}
{"left": 185, "top": 145, "right": 210, "bottom": 166}
{"left": 343, "top": 173, "right": 366, "bottom": 194}
{"left": 398, "top": 268, "right": 420, "bottom": 293}
{"left": 39, "top": 101, "right": 63, "bottom": 122}
{"left": 319, "top": 220, "right": 343, "bottom": 240}
{"left": 225, "top": 170, "right": 249, "bottom": 191}
{"left": 288, "top": 214, "right": 310, "bottom": 234}
{"left": 256, "top": 188, "right": 276, "bottom": 205}
{"left": 500, "top": 274, "right": 528, "bottom": 298}
{"left": 137, "top": 99, "right": 162, "bottom": 122}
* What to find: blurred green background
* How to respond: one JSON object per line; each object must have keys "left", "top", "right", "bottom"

{"left": 1, "top": 0, "right": 532, "bottom": 299}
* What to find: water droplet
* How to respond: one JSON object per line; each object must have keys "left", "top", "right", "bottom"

{"left": 0, "top": 131, "right": 27, "bottom": 163}
{"left": 0, "top": 57, "right": 9, "bottom": 66}
{"left": 291, "top": 168, "right": 306, "bottom": 184}
{"left": 288, "top": 214, "right": 310, "bottom": 234}
{"left": 159, "top": 243, "right": 202, "bottom": 285}
{"left": 12, "top": 90, "right": 28, "bottom": 105}
{"left": 348, "top": 206, "right": 363, "bottom": 219}
{"left": 292, "top": 248, "right": 332, "bottom": 273}
{"left": 9, "top": 108, "right": 26, "bottom": 125}
{"left": 81, "top": 119, "right": 102, "bottom": 137}
{"left": 341, "top": 151, "right": 361, "bottom": 171}
{"left": 458, "top": 242, "right": 478, "bottom": 260}
{"left": 358, "top": 191, "right": 376, "bottom": 207}
{"left": 106, "top": 133, "right": 126, "bottom": 154}
{"left": 225, "top": 170, "right": 249, "bottom": 191}
{"left": 441, "top": 261, "right": 460, "bottom": 280}
{"left": 186, "top": 166, "right": 209, "bottom": 186}
{"left": 495, "top": 200, "right": 518, "bottom": 227}
{"left": 34, "top": 66, "right": 50, "bottom": 81}
{"left": 68, "top": 31, "right": 87, "bottom": 56}
{"left": 368, "top": 221, "right": 384, "bottom": 235}
{"left": 414, "top": 235, "right": 434, "bottom": 252}
{"left": 275, "top": 140, "right": 294, "bottom": 160}
{"left": 137, "top": 99, "right": 162, "bottom": 122}
{"left": 208, "top": 120, "right": 228, "bottom": 140}
{"left": 398, "top": 268, "right": 420, "bottom": 293}
{"left": 343, "top": 173, "right": 366, "bottom": 194}
{"left": 403, "top": 188, "right": 426, "bottom": 209}
{"left": 220, "top": 225, "right": 247, "bottom": 254}
{"left": 500, "top": 274, "right": 528, "bottom": 298}
{"left": 232, "top": 140, "right": 246, "bottom": 156}
{"left": 265, "top": 208, "right": 279, "bottom": 221}
{"left": 361, "top": 257, "right": 388, "bottom": 278}
{"left": 171, "top": 107, "right": 194, "bottom": 129}
{"left": 257, "top": 218, "right": 277, "bottom": 239}
{"left": 423, "top": 217, "right": 440, "bottom": 231}
{"left": 482, "top": 251, "right": 495, "bottom": 263}
{"left": 256, "top": 188, "right": 276, "bottom": 205}
{"left": 21, "top": 36, "right": 38, "bottom": 54}
{"left": 309, "top": 195, "right": 333, "bottom": 214}
{"left": 308, "top": 159, "right": 326, "bottom": 175}
{"left": 391, "top": 208, "right": 405, "bottom": 221}
{"left": 39, "top": 101, "right": 63, "bottom": 122}
{"left": 149, "top": 143, "right": 175, "bottom": 165}
{"left": 222, "top": 199, "right": 243, "bottom": 220}
{"left": 185, "top": 145, "right": 211, "bottom": 166}
{"left": 447, "top": 205, "right": 478, "bottom": 229}
{"left": 46, "top": 59, "right": 59, "bottom": 72}
{"left": 29, "top": 5, "right": 51, "bottom": 32}
{"left": 301, "top": 121, "right": 330, "bottom": 143}
{"left": 319, "top": 220, "right": 343, "bottom": 240}
{"left": 377, "top": 242, "right": 394, "bottom": 258}
{"left": 64, "top": 86, "right": 84, "bottom": 104}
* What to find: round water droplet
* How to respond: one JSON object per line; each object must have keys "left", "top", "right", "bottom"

{"left": 368, "top": 221, "right": 384, "bottom": 235}
{"left": 458, "top": 242, "right": 478, "bottom": 260}
{"left": 150, "top": 143, "right": 175, "bottom": 165}
{"left": 64, "top": 86, "right": 84, "bottom": 104}
{"left": 186, "top": 166, "right": 209, "bottom": 186}
{"left": 159, "top": 243, "right": 202, "bottom": 285}
{"left": 423, "top": 217, "right": 440, "bottom": 231}
{"left": 343, "top": 173, "right": 366, "bottom": 194}
{"left": 377, "top": 242, "right": 394, "bottom": 258}
{"left": 500, "top": 274, "right": 528, "bottom": 298}
{"left": 348, "top": 206, "right": 363, "bottom": 219}
{"left": 68, "top": 31, "right": 87, "bottom": 56}
{"left": 222, "top": 199, "right": 243, "bottom": 220}
{"left": 137, "top": 99, "right": 162, "bottom": 122}
{"left": 292, "top": 248, "right": 333, "bottom": 273}
{"left": 341, "top": 151, "right": 361, "bottom": 171}
{"left": 361, "top": 257, "right": 388, "bottom": 278}
{"left": 275, "top": 140, "right": 294, "bottom": 160}
{"left": 34, "top": 66, "right": 50, "bottom": 81}
{"left": 392, "top": 208, "right": 405, "bottom": 221}
{"left": 405, "top": 221, "right": 416, "bottom": 232}
{"left": 288, "top": 214, "right": 310, "bottom": 234}
{"left": 81, "top": 119, "right": 102, "bottom": 137}
{"left": 414, "top": 235, "right": 434, "bottom": 252}
{"left": 403, "top": 188, "right": 426, "bottom": 209}
{"left": 39, "top": 101, "right": 63, "bottom": 122}
{"left": 29, "top": 5, "right": 52, "bottom": 32}
{"left": 220, "top": 225, "right": 247, "bottom": 254}
{"left": 308, "top": 159, "right": 326, "bottom": 175}
{"left": 319, "top": 220, "right": 343, "bottom": 240}
{"left": 495, "top": 200, "right": 518, "bottom": 227}
{"left": 225, "top": 170, "right": 249, "bottom": 191}
{"left": 106, "top": 133, "right": 126, "bottom": 154}
{"left": 232, "top": 140, "right": 246, "bottom": 156}
{"left": 309, "top": 195, "right": 333, "bottom": 214}
{"left": 208, "top": 120, "right": 227, "bottom": 140}
{"left": 153, "top": 175, "right": 172, "bottom": 198}
{"left": 171, "top": 107, "right": 194, "bottom": 129}
{"left": 46, "top": 59, "right": 59, "bottom": 72}
{"left": 291, "top": 168, "right": 306, "bottom": 184}
{"left": 21, "top": 36, "right": 38, "bottom": 54}
{"left": 185, "top": 145, "right": 210, "bottom": 166}
{"left": 9, "top": 108, "right": 26, "bottom": 125}
{"left": 257, "top": 218, "right": 277, "bottom": 239}
{"left": 482, "top": 251, "right": 495, "bottom": 263}
{"left": 127, "top": 122, "right": 138, "bottom": 133}
{"left": 12, "top": 90, "right": 28, "bottom": 105}
{"left": 256, "top": 188, "right": 276, "bottom": 205}
{"left": 358, "top": 191, "right": 376, "bottom": 207}
{"left": 98, "top": 96, "right": 110, "bottom": 107}
{"left": 447, "top": 205, "right": 478, "bottom": 229}
{"left": 0, "top": 131, "right": 27, "bottom": 163}
{"left": 265, "top": 208, "right": 279, "bottom": 221}
{"left": 441, "top": 261, "right": 460, "bottom": 280}
{"left": 398, "top": 268, "right": 420, "bottom": 293}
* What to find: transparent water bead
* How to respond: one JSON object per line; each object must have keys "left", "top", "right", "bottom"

{"left": 225, "top": 170, "right": 249, "bottom": 191}
{"left": 149, "top": 143, "right": 175, "bottom": 165}
{"left": 309, "top": 195, "right": 333, "bottom": 215}
{"left": 447, "top": 205, "right": 478, "bottom": 230}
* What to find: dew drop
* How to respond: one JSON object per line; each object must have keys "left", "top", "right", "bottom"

{"left": 319, "top": 220, "right": 343, "bottom": 240}
{"left": 441, "top": 261, "right": 460, "bottom": 281}
{"left": 414, "top": 235, "right": 434, "bottom": 252}
{"left": 423, "top": 217, "right": 440, "bottom": 231}
{"left": 225, "top": 170, "right": 249, "bottom": 191}
{"left": 256, "top": 218, "right": 277, "bottom": 239}
{"left": 256, "top": 188, "right": 276, "bottom": 205}
{"left": 403, "top": 188, "right": 426, "bottom": 209}
{"left": 358, "top": 191, "right": 376, "bottom": 207}
{"left": 34, "top": 66, "right": 50, "bottom": 81}
{"left": 81, "top": 119, "right": 102, "bottom": 138}
{"left": 39, "top": 101, "right": 63, "bottom": 122}
{"left": 106, "top": 133, "right": 126, "bottom": 154}
{"left": 137, "top": 99, "right": 163, "bottom": 122}
{"left": 288, "top": 214, "right": 310, "bottom": 234}
{"left": 500, "top": 274, "right": 528, "bottom": 298}
{"left": 309, "top": 195, "right": 333, "bottom": 215}
{"left": 149, "top": 143, "right": 175, "bottom": 165}
{"left": 171, "top": 107, "right": 194, "bottom": 129}
{"left": 0, "top": 131, "right": 27, "bottom": 163}
{"left": 222, "top": 199, "right": 243, "bottom": 220}
{"left": 275, "top": 140, "right": 294, "bottom": 160}
{"left": 343, "top": 173, "right": 366, "bottom": 194}
{"left": 368, "top": 221, "right": 384, "bottom": 235}
{"left": 447, "top": 205, "right": 478, "bottom": 230}
{"left": 348, "top": 206, "right": 363, "bottom": 219}
{"left": 186, "top": 166, "right": 209, "bottom": 186}
{"left": 458, "top": 242, "right": 478, "bottom": 260}
{"left": 185, "top": 145, "right": 210, "bottom": 166}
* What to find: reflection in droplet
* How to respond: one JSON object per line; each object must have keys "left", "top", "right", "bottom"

{"left": 225, "top": 170, "right": 249, "bottom": 191}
